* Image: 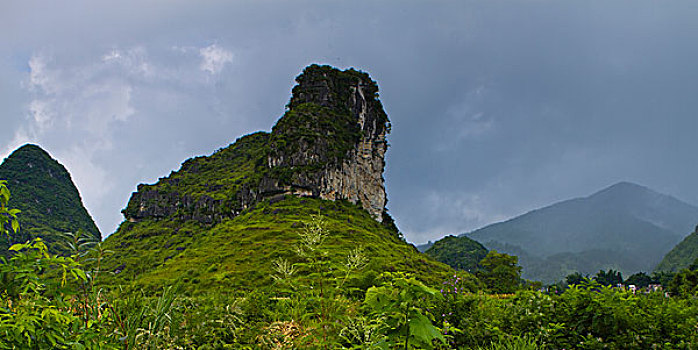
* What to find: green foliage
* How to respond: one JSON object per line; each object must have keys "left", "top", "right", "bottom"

{"left": 476, "top": 336, "right": 540, "bottom": 350}
{"left": 476, "top": 251, "right": 522, "bottom": 294}
{"left": 657, "top": 225, "right": 698, "bottom": 272}
{"left": 427, "top": 278, "right": 698, "bottom": 349}
{"left": 594, "top": 269, "right": 623, "bottom": 287}
{"left": 0, "top": 179, "right": 21, "bottom": 239}
{"left": 108, "top": 286, "right": 178, "bottom": 349}
{"left": 363, "top": 272, "right": 446, "bottom": 349}
{"left": 1, "top": 239, "right": 83, "bottom": 348}
{"left": 668, "top": 268, "right": 698, "bottom": 297}
{"left": 0, "top": 145, "right": 101, "bottom": 254}
{"left": 99, "top": 196, "right": 454, "bottom": 293}
{"left": 424, "top": 235, "right": 488, "bottom": 272}
{"left": 0, "top": 200, "right": 116, "bottom": 349}
{"left": 624, "top": 272, "right": 653, "bottom": 288}
{"left": 565, "top": 271, "right": 587, "bottom": 286}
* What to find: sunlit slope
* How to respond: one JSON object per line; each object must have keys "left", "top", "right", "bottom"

{"left": 99, "top": 196, "right": 453, "bottom": 292}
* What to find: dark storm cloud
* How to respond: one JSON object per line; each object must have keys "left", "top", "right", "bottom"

{"left": 1, "top": 1, "right": 697, "bottom": 244}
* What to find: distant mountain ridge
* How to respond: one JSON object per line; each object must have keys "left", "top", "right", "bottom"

{"left": 0, "top": 144, "right": 101, "bottom": 253}
{"left": 458, "top": 182, "right": 698, "bottom": 283}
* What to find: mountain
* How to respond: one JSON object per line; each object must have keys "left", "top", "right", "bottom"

{"left": 424, "top": 235, "right": 488, "bottom": 272}
{"left": 0, "top": 144, "right": 101, "bottom": 253}
{"left": 656, "top": 226, "right": 698, "bottom": 272}
{"left": 98, "top": 65, "right": 452, "bottom": 291}
{"left": 462, "top": 182, "right": 698, "bottom": 283}
{"left": 416, "top": 241, "right": 434, "bottom": 252}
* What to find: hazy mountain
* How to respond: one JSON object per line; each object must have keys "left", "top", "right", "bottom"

{"left": 0, "top": 144, "right": 101, "bottom": 254}
{"left": 464, "top": 182, "right": 698, "bottom": 283}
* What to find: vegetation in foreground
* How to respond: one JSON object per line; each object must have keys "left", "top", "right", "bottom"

{"left": 2, "top": 181, "right": 698, "bottom": 349}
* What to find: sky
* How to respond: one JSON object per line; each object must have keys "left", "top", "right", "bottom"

{"left": 2, "top": 1, "right": 698, "bottom": 244}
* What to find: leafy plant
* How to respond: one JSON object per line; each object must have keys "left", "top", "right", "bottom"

{"left": 0, "top": 181, "right": 116, "bottom": 349}
{"left": 363, "top": 272, "right": 446, "bottom": 349}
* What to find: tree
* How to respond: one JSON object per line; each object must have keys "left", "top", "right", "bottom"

{"left": 651, "top": 271, "right": 675, "bottom": 287}
{"left": 624, "top": 272, "right": 652, "bottom": 288}
{"left": 668, "top": 268, "right": 698, "bottom": 297}
{"left": 565, "top": 272, "right": 587, "bottom": 286}
{"left": 476, "top": 250, "right": 522, "bottom": 294}
{"left": 594, "top": 269, "right": 622, "bottom": 287}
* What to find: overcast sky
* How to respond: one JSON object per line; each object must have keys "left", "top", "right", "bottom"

{"left": 2, "top": 1, "right": 698, "bottom": 244}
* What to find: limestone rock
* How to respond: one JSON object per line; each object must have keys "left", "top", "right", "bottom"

{"left": 123, "top": 65, "right": 391, "bottom": 224}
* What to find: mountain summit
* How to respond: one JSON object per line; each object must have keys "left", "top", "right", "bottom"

{"left": 461, "top": 182, "right": 698, "bottom": 282}
{"left": 123, "top": 64, "right": 390, "bottom": 225}
{"left": 99, "top": 65, "right": 450, "bottom": 290}
{"left": 0, "top": 144, "right": 101, "bottom": 252}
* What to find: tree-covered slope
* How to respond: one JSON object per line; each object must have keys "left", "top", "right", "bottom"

{"left": 656, "top": 226, "right": 698, "bottom": 272}
{"left": 465, "top": 182, "right": 698, "bottom": 283}
{"left": 0, "top": 144, "right": 101, "bottom": 252}
{"left": 424, "top": 235, "right": 488, "bottom": 273}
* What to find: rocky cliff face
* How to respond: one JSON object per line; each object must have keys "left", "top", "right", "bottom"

{"left": 264, "top": 65, "right": 390, "bottom": 220}
{"left": 123, "top": 65, "right": 390, "bottom": 224}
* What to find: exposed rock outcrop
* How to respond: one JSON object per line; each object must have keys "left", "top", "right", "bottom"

{"left": 123, "top": 65, "right": 391, "bottom": 224}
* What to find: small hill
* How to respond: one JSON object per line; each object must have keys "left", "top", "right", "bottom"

{"left": 424, "top": 235, "right": 488, "bottom": 272}
{"left": 463, "top": 182, "right": 698, "bottom": 283}
{"left": 656, "top": 226, "right": 698, "bottom": 272}
{"left": 0, "top": 144, "right": 101, "bottom": 253}
{"left": 99, "top": 65, "right": 453, "bottom": 291}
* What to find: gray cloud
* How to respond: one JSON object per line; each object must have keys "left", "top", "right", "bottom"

{"left": 2, "top": 1, "right": 698, "bottom": 244}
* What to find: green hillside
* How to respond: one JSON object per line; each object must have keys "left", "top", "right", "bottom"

{"left": 102, "top": 195, "right": 452, "bottom": 293}
{"left": 0, "top": 144, "right": 101, "bottom": 252}
{"left": 424, "top": 235, "right": 488, "bottom": 273}
{"left": 656, "top": 226, "right": 698, "bottom": 272}
{"left": 98, "top": 65, "right": 455, "bottom": 292}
